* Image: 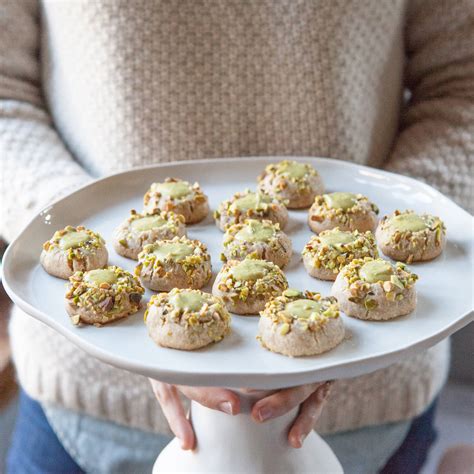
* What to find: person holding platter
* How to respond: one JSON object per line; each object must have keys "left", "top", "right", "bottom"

{"left": 1, "top": 0, "right": 472, "bottom": 472}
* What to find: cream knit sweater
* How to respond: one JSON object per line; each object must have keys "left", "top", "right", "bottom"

{"left": 1, "top": 0, "right": 473, "bottom": 435}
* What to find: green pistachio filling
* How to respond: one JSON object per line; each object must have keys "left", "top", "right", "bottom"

{"left": 302, "top": 230, "right": 378, "bottom": 274}
{"left": 217, "top": 258, "right": 287, "bottom": 302}
{"left": 282, "top": 289, "right": 302, "bottom": 298}
{"left": 260, "top": 291, "right": 339, "bottom": 335}
{"left": 343, "top": 258, "right": 417, "bottom": 305}
{"left": 235, "top": 220, "right": 275, "bottom": 242}
{"left": 146, "top": 289, "right": 230, "bottom": 331}
{"left": 170, "top": 291, "right": 205, "bottom": 312}
{"left": 59, "top": 231, "right": 90, "bottom": 250}
{"left": 359, "top": 260, "right": 393, "bottom": 283}
{"left": 276, "top": 161, "right": 308, "bottom": 179}
{"left": 152, "top": 242, "right": 194, "bottom": 262}
{"left": 388, "top": 213, "right": 428, "bottom": 233}
{"left": 155, "top": 181, "right": 191, "bottom": 199}
{"left": 66, "top": 266, "right": 144, "bottom": 324}
{"left": 284, "top": 299, "right": 322, "bottom": 319}
{"left": 131, "top": 215, "right": 167, "bottom": 232}
{"left": 319, "top": 230, "right": 356, "bottom": 247}
{"left": 84, "top": 269, "right": 118, "bottom": 285}
{"left": 231, "top": 259, "right": 270, "bottom": 281}
{"left": 230, "top": 192, "right": 272, "bottom": 213}
{"left": 323, "top": 192, "right": 357, "bottom": 210}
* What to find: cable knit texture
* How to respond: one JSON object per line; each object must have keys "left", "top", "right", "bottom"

{"left": 1, "top": 0, "right": 472, "bottom": 435}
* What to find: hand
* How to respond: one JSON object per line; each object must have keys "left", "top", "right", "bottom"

{"left": 150, "top": 379, "right": 332, "bottom": 450}
{"left": 251, "top": 381, "right": 333, "bottom": 448}
{"left": 149, "top": 380, "right": 241, "bottom": 450}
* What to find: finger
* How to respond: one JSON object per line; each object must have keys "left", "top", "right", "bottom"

{"left": 288, "top": 382, "right": 333, "bottom": 449}
{"left": 177, "top": 385, "right": 241, "bottom": 416}
{"left": 251, "top": 382, "right": 326, "bottom": 423}
{"left": 150, "top": 381, "right": 195, "bottom": 450}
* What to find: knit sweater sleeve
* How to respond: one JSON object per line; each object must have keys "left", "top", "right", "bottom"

{"left": 0, "top": 0, "right": 91, "bottom": 243}
{"left": 384, "top": 0, "right": 474, "bottom": 213}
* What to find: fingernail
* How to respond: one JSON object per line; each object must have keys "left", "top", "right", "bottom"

{"left": 257, "top": 406, "right": 273, "bottom": 422}
{"left": 318, "top": 382, "right": 332, "bottom": 401}
{"left": 298, "top": 433, "right": 307, "bottom": 448}
{"left": 179, "top": 436, "right": 189, "bottom": 450}
{"left": 218, "top": 401, "right": 234, "bottom": 415}
{"left": 325, "top": 380, "right": 334, "bottom": 392}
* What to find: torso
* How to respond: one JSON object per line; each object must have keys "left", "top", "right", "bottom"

{"left": 41, "top": 0, "right": 405, "bottom": 176}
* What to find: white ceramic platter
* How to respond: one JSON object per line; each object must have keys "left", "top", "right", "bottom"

{"left": 3, "top": 157, "right": 473, "bottom": 389}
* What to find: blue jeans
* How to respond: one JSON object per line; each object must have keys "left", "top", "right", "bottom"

{"left": 6, "top": 390, "right": 83, "bottom": 474}
{"left": 7, "top": 389, "right": 437, "bottom": 474}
